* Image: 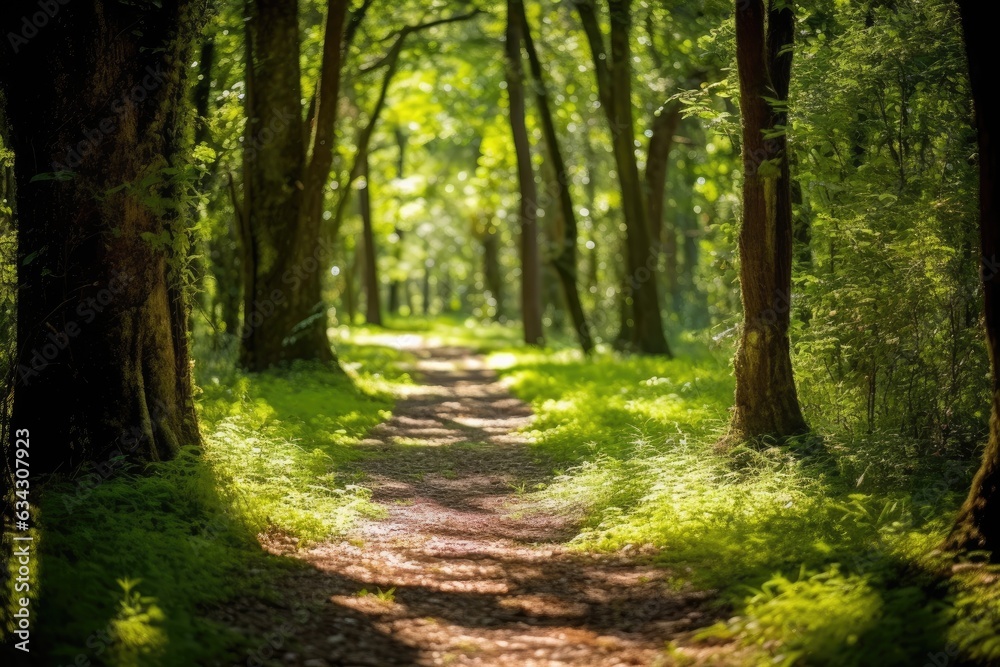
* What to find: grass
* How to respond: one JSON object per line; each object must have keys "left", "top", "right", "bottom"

{"left": 355, "top": 586, "right": 397, "bottom": 603}
{"left": 8, "top": 318, "right": 1000, "bottom": 666}
{"left": 9, "top": 336, "right": 414, "bottom": 666}
{"left": 487, "top": 333, "right": 1000, "bottom": 666}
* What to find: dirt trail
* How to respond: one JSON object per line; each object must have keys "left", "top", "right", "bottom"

{"left": 230, "top": 342, "right": 717, "bottom": 667}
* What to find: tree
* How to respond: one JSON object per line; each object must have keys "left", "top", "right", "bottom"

{"left": 325, "top": 9, "right": 484, "bottom": 250}
{"left": 358, "top": 147, "right": 383, "bottom": 325}
{"left": 728, "top": 0, "right": 808, "bottom": 441}
{"left": 505, "top": 0, "right": 545, "bottom": 346}
{"left": 480, "top": 218, "right": 506, "bottom": 321}
{"left": 1, "top": 0, "right": 204, "bottom": 472}
{"left": 943, "top": 0, "right": 1000, "bottom": 558}
{"left": 574, "top": 0, "right": 671, "bottom": 355}
{"left": 388, "top": 129, "right": 407, "bottom": 316}
{"left": 645, "top": 101, "right": 682, "bottom": 300}
{"left": 516, "top": 0, "right": 594, "bottom": 354}
{"left": 237, "top": 0, "right": 348, "bottom": 371}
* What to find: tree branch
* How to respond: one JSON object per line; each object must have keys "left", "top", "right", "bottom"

{"left": 359, "top": 9, "right": 484, "bottom": 73}
{"left": 328, "top": 38, "right": 405, "bottom": 244}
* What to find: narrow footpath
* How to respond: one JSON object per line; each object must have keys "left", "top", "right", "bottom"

{"left": 226, "top": 342, "right": 721, "bottom": 667}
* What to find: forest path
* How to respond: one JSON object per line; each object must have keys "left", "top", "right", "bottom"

{"left": 243, "top": 341, "right": 717, "bottom": 667}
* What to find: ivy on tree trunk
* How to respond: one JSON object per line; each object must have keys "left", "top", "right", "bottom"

{"left": 237, "top": 0, "right": 348, "bottom": 371}
{"left": 2, "top": 0, "right": 204, "bottom": 472}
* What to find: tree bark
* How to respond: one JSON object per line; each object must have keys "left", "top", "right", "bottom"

{"left": 342, "top": 243, "right": 358, "bottom": 325}
{"left": 505, "top": 0, "right": 545, "bottom": 346}
{"left": 729, "top": 0, "right": 808, "bottom": 441}
{"left": 614, "top": 250, "right": 635, "bottom": 350}
{"left": 2, "top": 0, "right": 204, "bottom": 473}
{"left": 944, "top": 0, "right": 1000, "bottom": 558}
{"left": 645, "top": 102, "right": 682, "bottom": 298}
{"left": 422, "top": 245, "right": 432, "bottom": 316}
{"left": 359, "top": 148, "right": 382, "bottom": 326}
{"left": 517, "top": 0, "right": 593, "bottom": 353}
{"left": 575, "top": 0, "right": 670, "bottom": 355}
{"left": 388, "top": 129, "right": 406, "bottom": 316}
{"left": 482, "top": 224, "right": 505, "bottom": 321}
{"left": 239, "top": 0, "right": 347, "bottom": 371}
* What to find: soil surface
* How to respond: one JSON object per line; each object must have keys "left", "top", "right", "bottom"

{"left": 222, "top": 342, "right": 725, "bottom": 667}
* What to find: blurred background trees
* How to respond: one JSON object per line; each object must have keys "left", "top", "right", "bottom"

{"left": 0, "top": 0, "right": 990, "bottom": 539}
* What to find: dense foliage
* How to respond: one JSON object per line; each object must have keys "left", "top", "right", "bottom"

{"left": 2, "top": 0, "right": 998, "bottom": 664}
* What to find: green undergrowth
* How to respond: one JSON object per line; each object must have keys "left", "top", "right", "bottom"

{"left": 197, "top": 339, "right": 415, "bottom": 541}
{"left": 489, "top": 335, "right": 1000, "bottom": 666}
{"left": 18, "top": 337, "right": 413, "bottom": 666}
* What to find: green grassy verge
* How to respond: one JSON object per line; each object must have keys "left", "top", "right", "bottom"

{"left": 8, "top": 338, "right": 413, "bottom": 666}
{"left": 489, "top": 335, "right": 1000, "bottom": 667}
{"left": 9, "top": 317, "right": 1000, "bottom": 667}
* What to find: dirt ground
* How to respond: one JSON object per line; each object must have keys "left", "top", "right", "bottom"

{"left": 220, "top": 342, "right": 731, "bottom": 667}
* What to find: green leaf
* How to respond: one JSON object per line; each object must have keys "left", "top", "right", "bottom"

{"left": 30, "top": 170, "right": 75, "bottom": 182}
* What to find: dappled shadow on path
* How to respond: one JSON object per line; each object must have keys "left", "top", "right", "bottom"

{"left": 236, "top": 342, "right": 725, "bottom": 666}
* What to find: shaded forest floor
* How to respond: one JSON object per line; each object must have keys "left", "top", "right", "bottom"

{"left": 13, "top": 320, "right": 1000, "bottom": 666}
{"left": 218, "top": 342, "right": 723, "bottom": 666}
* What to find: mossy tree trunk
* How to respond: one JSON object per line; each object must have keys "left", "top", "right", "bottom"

{"left": 576, "top": 0, "right": 671, "bottom": 355}
{"left": 729, "top": 0, "right": 808, "bottom": 441}
{"left": 944, "top": 0, "right": 1000, "bottom": 558}
{"left": 238, "top": 0, "right": 348, "bottom": 371}
{"left": 1, "top": 0, "right": 203, "bottom": 473}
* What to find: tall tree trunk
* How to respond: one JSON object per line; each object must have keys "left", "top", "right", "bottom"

{"left": 388, "top": 254, "right": 402, "bottom": 315}
{"left": 2, "top": 0, "right": 203, "bottom": 473}
{"left": 944, "top": 0, "right": 1000, "bottom": 558}
{"left": 517, "top": 0, "right": 593, "bottom": 353}
{"left": 482, "top": 224, "right": 505, "bottom": 321}
{"left": 388, "top": 129, "right": 406, "bottom": 317}
{"left": 505, "top": 0, "right": 544, "bottom": 346}
{"left": 576, "top": 0, "right": 670, "bottom": 355}
{"left": 674, "top": 142, "right": 708, "bottom": 322}
{"left": 729, "top": 0, "right": 808, "bottom": 441}
{"left": 297, "top": 0, "right": 349, "bottom": 340}
{"left": 583, "top": 143, "right": 601, "bottom": 298}
{"left": 614, "top": 250, "right": 636, "bottom": 350}
{"left": 238, "top": 0, "right": 346, "bottom": 371}
{"left": 342, "top": 244, "right": 358, "bottom": 325}
{"left": 403, "top": 279, "right": 414, "bottom": 314}
{"left": 645, "top": 102, "right": 682, "bottom": 300}
{"left": 422, "top": 245, "right": 432, "bottom": 317}
{"left": 359, "top": 148, "right": 382, "bottom": 326}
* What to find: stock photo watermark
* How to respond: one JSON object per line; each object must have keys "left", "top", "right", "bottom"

{"left": 16, "top": 271, "right": 134, "bottom": 386}
{"left": 9, "top": 428, "right": 34, "bottom": 653}
{"left": 49, "top": 65, "right": 166, "bottom": 172}
{"left": 6, "top": 0, "right": 70, "bottom": 54}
